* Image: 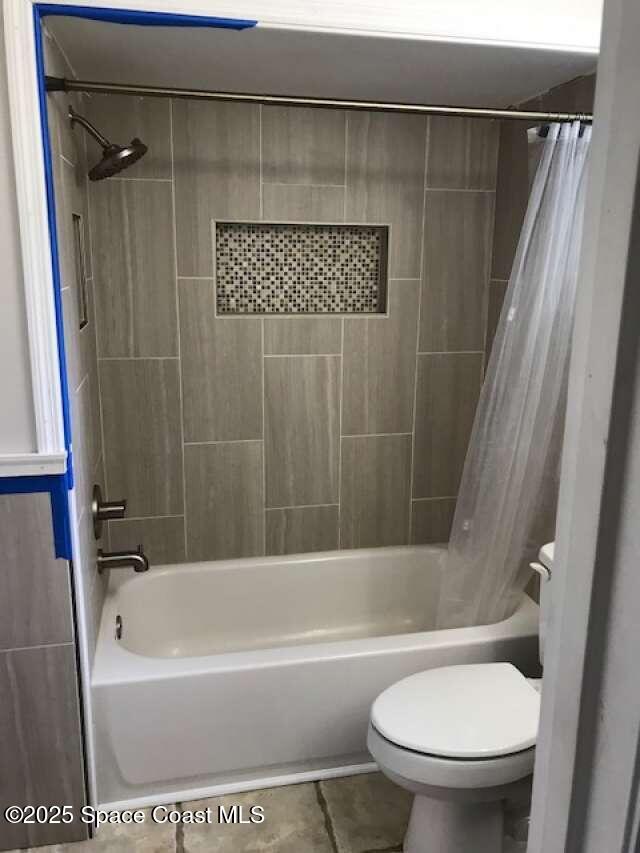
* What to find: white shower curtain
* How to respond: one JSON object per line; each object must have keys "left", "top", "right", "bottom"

{"left": 437, "top": 121, "right": 592, "bottom": 629}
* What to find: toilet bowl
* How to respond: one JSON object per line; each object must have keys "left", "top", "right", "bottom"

{"left": 367, "top": 662, "right": 540, "bottom": 853}
{"left": 368, "top": 543, "right": 554, "bottom": 852}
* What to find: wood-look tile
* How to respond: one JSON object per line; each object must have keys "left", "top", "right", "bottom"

{"left": 411, "top": 498, "right": 457, "bottom": 544}
{"left": 413, "top": 353, "right": 483, "bottom": 498}
{"left": 179, "top": 279, "right": 262, "bottom": 441}
{"left": 262, "top": 183, "right": 345, "bottom": 222}
{"left": 185, "top": 442, "right": 263, "bottom": 561}
{"left": 0, "top": 645, "right": 87, "bottom": 849}
{"left": 427, "top": 116, "right": 499, "bottom": 189}
{"left": 264, "top": 318, "right": 342, "bottom": 355}
{"left": 491, "top": 122, "right": 529, "bottom": 280}
{"left": 100, "top": 359, "right": 183, "bottom": 517}
{"left": 86, "top": 94, "right": 171, "bottom": 179}
{"left": 173, "top": 100, "right": 260, "bottom": 277}
{"left": 90, "top": 179, "right": 177, "bottom": 357}
{"left": 342, "top": 281, "right": 419, "bottom": 435}
{"left": 486, "top": 279, "right": 509, "bottom": 358}
{"left": 56, "top": 151, "right": 98, "bottom": 394}
{"left": 47, "top": 89, "right": 85, "bottom": 171}
{"left": 266, "top": 506, "right": 339, "bottom": 556}
{"left": 420, "top": 190, "right": 494, "bottom": 352}
{"left": 264, "top": 357, "right": 340, "bottom": 507}
{"left": 71, "top": 373, "right": 102, "bottom": 526}
{"left": 51, "top": 154, "right": 77, "bottom": 297}
{"left": 0, "top": 493, "right": 73, "bottom": 650}
{"left": 345, "top": 112, "right": 426, "bottom": 278}
{"left": 340, "top": 435, "right": 411, "bottom": 549}
{"left": 262, "top": 106, "right": 345, "bottom": 185}
{"left": 77, "top": 496, "right": 106, "bottom": 665}
{"left": 109, "top": 517, "right": 186, "bottom": 566}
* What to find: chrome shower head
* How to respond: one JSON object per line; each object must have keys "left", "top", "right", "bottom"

{"left": 69, "top": 106, "right": 148, "bottom": 181}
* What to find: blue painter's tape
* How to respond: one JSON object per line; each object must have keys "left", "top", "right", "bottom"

{"left": 49, "top": 475, "right": 73, "bottom": 558}
{"left": 0, "top": 475, "right": 72, "bottom": 559}
{"left": 36, "top": 4, "right": 257, "bottom": 29}
{"left": 0, "top": 475, "right": 60, "bottom": 495}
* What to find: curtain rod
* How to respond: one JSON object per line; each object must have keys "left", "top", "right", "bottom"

{"left": 45, "top": 77, "right": 593, "bottom": 123}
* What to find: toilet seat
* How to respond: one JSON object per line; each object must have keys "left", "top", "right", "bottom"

{"left": 368, "top": 723, "right": 536, "bottom": 790}
{"left": 371, "top": 662, "right": 540, "bottom": 760}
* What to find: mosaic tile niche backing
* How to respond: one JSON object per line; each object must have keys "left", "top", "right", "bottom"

{"left": 215, "top": 222, "right": 389, "bottom": 314}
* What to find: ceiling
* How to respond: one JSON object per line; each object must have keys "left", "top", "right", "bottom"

{"left": 45, "top": 16, "right": 597, "bottom": 109}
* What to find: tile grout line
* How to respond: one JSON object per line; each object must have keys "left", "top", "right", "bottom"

{"left": 174, "top": 800, "right": 184, "bottom": 853}
{"left": 266, "top": 502, "right": 339, "bottom": 512}
{"left": 169, "top": 98, "right": 190, "bottom": 562}
{"left": 262, "top": 180, "right": 347, "bottom": 189}
{"left": 1, "top": 640, "right": 77, "bottom": 655}
{"left": 416, "top": 350, "right": 485, "bottom": 356}
{"left": 423, "top": 186, "right": 495, "bottom": 194}
{"left": 98, "top": 356, "right": 180, "bottom": 361}
{"left": 259, "top": 104, "right": 268, "bottom": 557}
{"left": 83, "top": 117, "right": 110, "bottom": 547}
{"left": 412, "top": 495, "right": 457, "bottom": 503}
{"left": 338, "top": 318, "right": 345, "bottom": 549}
{"left": 185, "top": 439, "right": 263, "bottom": 446}
{"left": 342, "top": 432, "right": 412, "bottom": 439}
{"left": 107, "top": 176, "right": 173, "bottom": 183}
{"left": 110, "top": 514, "right": 184, "bottom": 522}
{"left": 264, "top": 353, "right": 342, "bottom": 358}
{"left": 314, "top": 782, "right": 340, "bottom": 853}
{"left": 338, "top": 114, "right": 347, "bottom": 550}
{"left": 408, "top": 116, "right": 430, "bottom": 545}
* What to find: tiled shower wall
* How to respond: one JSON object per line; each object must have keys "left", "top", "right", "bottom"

{"left": 87, "top": 96, "right": 498, "bottom": 563}
{"left": 45, "top": 29, "right": 106, "bottom": 664}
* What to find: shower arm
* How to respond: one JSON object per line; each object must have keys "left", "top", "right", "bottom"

{"left": 68, "top": 106, "right": 112, "bottom": 150}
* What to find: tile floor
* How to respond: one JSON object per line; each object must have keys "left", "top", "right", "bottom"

{"left": 10, "top": 772, "right": 528, "bottom": 853}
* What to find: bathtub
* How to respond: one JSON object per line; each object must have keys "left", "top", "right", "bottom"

{"left": 92, "top": 545, "right": 539, "bottom": 809}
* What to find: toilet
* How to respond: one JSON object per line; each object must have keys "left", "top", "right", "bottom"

{"left": 367, "top": 542, "right": 554, "bottom": 853}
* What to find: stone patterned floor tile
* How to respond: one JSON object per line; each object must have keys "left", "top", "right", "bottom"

{"left": 24, "top": 806, "right": 176, "bottom": 852}
{"left": 319, "top": 772, "right": 412, "bottom": 853}
{"left": 181, "top": 783, "right": 334, "bottom": 852}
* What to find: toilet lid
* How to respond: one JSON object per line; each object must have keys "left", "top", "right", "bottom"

{"left": 371, "top": 663, "right": 540, "bottom": 759}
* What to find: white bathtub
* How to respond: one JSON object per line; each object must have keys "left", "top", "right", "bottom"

{"left": 92, "top": 545, "right": 539, "bottom": 809}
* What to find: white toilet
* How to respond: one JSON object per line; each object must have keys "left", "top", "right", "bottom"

{"left": 367, "top": 542, "right": 554, "bottom": 853}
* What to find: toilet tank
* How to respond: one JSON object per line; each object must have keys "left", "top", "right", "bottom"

{"left": 534, "top": 542, "right": 554, "bottom": 666}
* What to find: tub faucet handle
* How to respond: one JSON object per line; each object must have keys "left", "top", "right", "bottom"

{"left": 97, "top": 545, "right": 150, "bottom": 574}
{"left": 92, "top": 483, "right": 127, "bottom": 539}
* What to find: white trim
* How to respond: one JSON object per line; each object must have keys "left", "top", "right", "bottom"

{"left": 2, "top": 0, "right": 66, "bottom": 475}
{"left": 66, "top": 487, "right": 98, "bottom": 807}
{"left": 98, "top": 761, "right": 377, "bottom": 812}
{"left": 0, "top": 451, "right": 67, "bottom": 476}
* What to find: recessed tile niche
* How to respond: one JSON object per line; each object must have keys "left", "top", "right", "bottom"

{"left": 215, "top": 221, "right": 389, "bottom": 315}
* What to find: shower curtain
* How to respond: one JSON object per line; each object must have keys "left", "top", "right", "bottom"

{"left": 437, "top": 121, "right": 592, "bottom": 629}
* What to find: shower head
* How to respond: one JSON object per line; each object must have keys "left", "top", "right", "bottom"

{"left": 68, "top": 106, "right": 148, "bottom": 181}
{"left": 87, "top": 139, "right": 148, "bottom": 181}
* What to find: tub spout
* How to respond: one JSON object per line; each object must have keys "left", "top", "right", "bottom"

{"left": 97, "top": 546, "right": 149, "bottom": 574}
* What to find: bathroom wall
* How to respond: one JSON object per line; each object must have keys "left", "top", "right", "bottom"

{"left": 45, "top": 28, "right": 106, "bottom": 662}
{"left": 0, "top": 11, "right": 36, "bottom": 454}
{"left": 87, "top": 96, "right": 499, "bottom": 563}
{"left": 0, "top": 496, "right": 87, "bottom": 849}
